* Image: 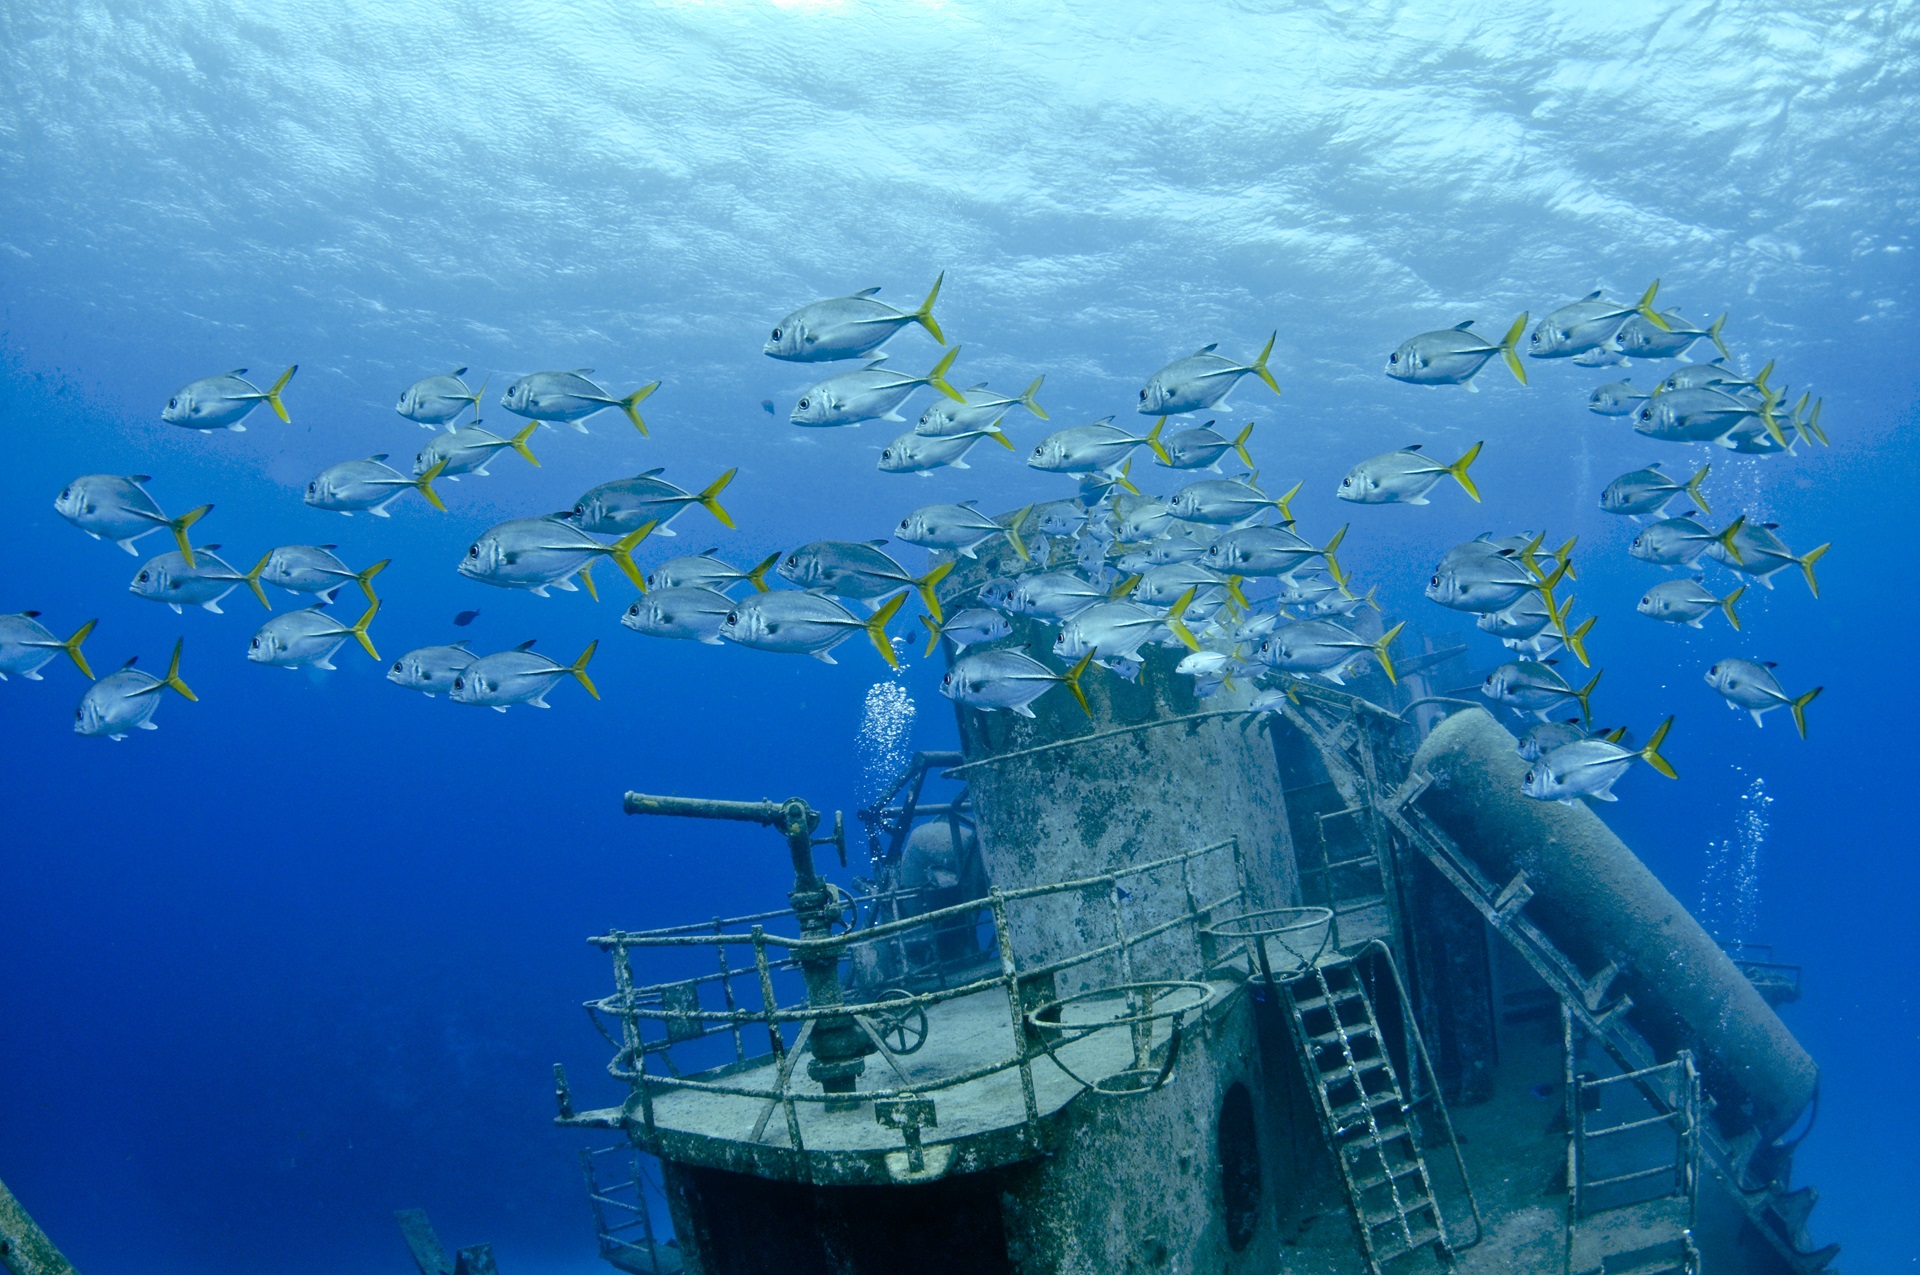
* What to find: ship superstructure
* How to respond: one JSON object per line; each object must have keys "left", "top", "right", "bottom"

{"left": 553, "top": 545, "right": 1834, "bottom": 1275}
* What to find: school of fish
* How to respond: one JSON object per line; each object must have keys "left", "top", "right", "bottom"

{"left": 24, "top": 276, "right": 1827, "bottom": 810}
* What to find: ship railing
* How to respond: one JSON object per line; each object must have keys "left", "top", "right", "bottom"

{"left": 582, "top": 838, "right": 1250, "bottom": 1155}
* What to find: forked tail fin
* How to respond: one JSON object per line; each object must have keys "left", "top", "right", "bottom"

{"left": 1707, "top": 313, "right": 1730, "bottom": 360}
{"left": 912, "top": 272, "right": 946, "bottom": 345}
{"left": 916, "top": 560, "right": 955, "bottom": 623}
{"left": 163, "top": 639, "right": 197, "bottom": 701}
{"left": 1719, "top": 586, "right": 1745, "bottom": 630}
{"left": 1004, "top": 505, "right": 1032, "bottom": 561}
{"left": 570, "top": 641, "right": 601, "bottom": 699}
{"left": 357, "top": 558, "right": 390, "bottom": 605}
{"left": 170, "top": 504, "right": 212, "bottom": 566}
{"left": 243, "top": 553, "right": 273, "bottom": 610}
{"left": 925, "top": 347, "right": 965, "bottom": 403}
{"left": 1448, "top": 441, "right": 1483, "bottom": 502}
{"left": 1232, "top": 421, "right": 1255, "bottom": 468}
{"left": 1060, "top": 651, "right": 1095, "bottom": 717}
{"left": 865, "top": 593, "right": 906, "bottom": 669}
{"left": 62, "top": 619, "right": 96, "bottom": 680}
{"left": 1165, "top": 587, "right": 1200, "bottom": 652}
{"left": 349, "top": 600, "right": 381, "bottom": 661}
{"left": 1634, "top": 281, "right": 1670, "bottom": 331}
{"left": 621, "top": 382, "right": 661, "bottom": 436}
{"left": 745, "top": 552, "right": 779, "bottom": 593}
{"left": 415, "top": 458, "right": 449, "bottom": 512}
{"left": 609, "top": 523, "right": 658, "bottom": 591}
{"left": 698, "top": 469, "right": 738, "bottom": 529}
{"left": 1372, "top": 622, "right": 1405, "bottom": 684}
{"left": 1684, "top": 463, "right": 1711, "bottom": 515}
{"left": 1017, "top": 375, "right": 1047, "bottom": 420}
{"left": 509, "top": 422, "right": 540, "bottom": 467}
{"left": 1248, "top": 332, "right": 1281, "bottom": 395}
{"left": 1640, "top": 716, "right": 1678, "bottom": 778}
{"left": 1789, "top": 686, "right": 1822, "bottom": 739}
{"left": 1498, "top": 313, "right": 1529, "bottom": 386}
{"left": 265, "top": 366, "right": 297, "bottom": 423}
{"left": 1571, "top": 669, "right": 1604, "bottom": 723}
{"left": 1145, "top": 417, "right": 1170, "bottom": 465}
{"left": 1796, "top": 543, "right": 1829, "bottom": 598}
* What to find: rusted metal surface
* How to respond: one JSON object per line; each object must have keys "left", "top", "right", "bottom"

{"left": 0, "top": 1179, "right": 79, "bottom": 1275}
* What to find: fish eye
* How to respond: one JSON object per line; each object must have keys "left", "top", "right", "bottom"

{"left": 167, "top": 398, "right": 177, "bottom": 408}
{"left": 1524, "top": 769, "right": 1535, "bottom": 784}
{"left": 390, "top": 662, "right": 403, "bottom": 673}
{"left": 1429, "top": 575, "right": 1439, "bottom": 587}
{"left": 725, "top": 612, "right": 738, "bottom": 624}
{"left": 137, "top": 571, "right": 149, "bottom": 582}
{"left": 772, "top": 328, "right": 782, "bottom": 339}
{"left": 250, "top": 637, "right": 261, "bottom": 649}
{"left": 1388, "top": 353, "right": 1397, "bottom": 363}
{"left": 468, "top": 545, "right": 479, "bottom": 557}
{"left": 882, "top": 449, "right": 893, "bottom": 460}
{"left": 453, "top": 677, "right": 464, "bottom": 690}
{"left": 798, "top": 398, "right": 810, "bottom": 409}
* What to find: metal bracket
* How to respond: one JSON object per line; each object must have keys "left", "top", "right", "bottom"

{"left": 875, "top": 1094, "right": 939, "bottom": 1173}
{"left": 1492, "top": 872, "right": 1534, "bottom": 925}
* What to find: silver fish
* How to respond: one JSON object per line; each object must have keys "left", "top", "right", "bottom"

{"left": 1482, "top": 661, "right": 1600, "bottom": 720}
{"left": 458, "top": 517, "right": 651, "bottom": 596}
{"left": 1704, "top": 659, "right": 1822, "bottom": 736}
{"left": 622, "top": 587, "right": 735, "bottom": 645}
{"left": 55, "top": 475, "right": 210, "bottom": 562}
{"left": 895, "top": 502, "right": 1029, "bottom": 560}
{"left": 388, "top": 642, "right": 476, "bottom": 696}
{"left": 1115, "top": 494, "right": 1177, "bottom": 541}
{"left": 1144, "top": 526, "right": 1215, "bottom": 566}
{"left": 765, "top": 276, "right": 946, "bottom": 362}
{"left": 920, "top": 607, "right": 1012, "bottom": 657}
{"left": 1026, "top": 418, "right": 1162, "bottom": 475}
{"left": 1476, "top": 591, "right": 1558, "bottom": 641}
{"left": 1702, "top": 522, "right": 1828, "bottom": 595}
{"left": 1633, "top": 386, "right": 1787, "bottom": 449}
{"left": 1384, "top": 316, "right": 1527, "bottom": 389}
{"left": 571, "top": 469, "right": 736, "bottom": 537}
{"left": 1600, "top": 463, "right": 1709, "bottom": 519}
{"left": 1138, "top": 335, "right": 1280, "bottom": 415}
{"left": 1032, "top": 501, "right": 1088, "bottom": 538}
{"left": 259, "top": 546, "right": 387, "bottom": 605}
{"left": 1638, "top": 580, "right": 1744, "bottom": 629}
{"left": 396, "top": 367, "right": 484, "bottom": 428}
{"left": 1203, "top": 524, "right": 1344, "bottom": 579}
{"left": 74, "top": 641, "right": 197, "bottom": 739}
{"left": 414, "top": 421, "right": 539, "bottom": 479}
{"left": 1516, "top": 719, "right": 1596, "bottom": 763}
{"left": 1614, "top": 312, "right": 1728, "bottom": 362}
{"left": 939, "top": 648, "right": 1091, "bottom": 718}
{"left": 719, "top": 591, "right": 903, "bottom": 666}
{"left": 246, "top": 601, "right": 380, "bottom": 670}
{"left": 0, "top": 612, "right": 94, "bottom": 681}
{"left": 451, "top": 640, "right": 600, "bottom": 711}
{"left": 1657, "top": 359, "right": 1766, "bottom": 396}
{"left": 647, "top": 551, "right": 779, "bottom": 594}
{"left": 306, "top": 455, "right": 448, "bottom": 517}
{"left": 879, "top": 424, "right": 1013, "bottom": 474}
{"left": 130, "top": 546, "right": 269, "bottom": 615}
{"left": 1571, "top": 345, "right": 1630, "bottom": 368}
{"left": 1131, "top": 563, "right": 1242, "bottom": 608}
{"left": 916, "top": 377, "right": 1047, "bottom": 435}
{"left": 791, "top": 349, "right": 964, "bottom": 427}
{"left": 778, "top": 542, "right": 952, "bottom": 617}
{"left": 1588, "top": 381, "right": 1650, "bottom": 417}
{"left": 1337, "top": 443, "right": 1481, "bottom": 506}
{"left": 1155, "top": 419, "right": 1256, "bottom": 471}
{"left": 1006, "top": 571, "right": 1110, "bottom": 622}
{"left": 1522, "top": 719, "right": 1676, "bottom": 803}
{"left": 500, "top": 370, "right": 659, "bottom": 434}
{"left": 1628, "top": 516, "right": 1744, "bottom": 568}
{"left": 1055, "top": 594, "right": 1196, "bottom": 664}
{"left": 162, "top": 366, "right": 296, "bottom": 431}
{"left": 1167, "top": 476, "right": 1299, "bottom": 526}
{"left": 1527, "top": 284, "right": 1666, "bottom": 359}
{"left": 1426, "top": 550, "right": 1565, "bottom": 614}
{"left": 1254, "top": 620, "right": 1403, "bottom": 685}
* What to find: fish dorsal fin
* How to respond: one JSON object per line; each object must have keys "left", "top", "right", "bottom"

{"left": 319, "top": 543, "right": 338, "bottom": 550}
{"left": 1405, "top": 443, "right": 1423, "bottom": 451}
{"left": 20, "top": 609, "right": 40, "bottom": 617}
{"left": 966, "top": 381, "right": 990, "bottom": 391}
{"left": 369, "top": 453, "right": 389, "bottom": 463}
{"left": 1193, "top": 343, "right": 1218, "bottom": 356}
{"left": 1645, "top": 463, "right": 1662, "bottom": 471}
{"left": 201, "top": 543, "right": 222, "bottom": 552}
{"left": 960, "top": 498, "right": 979, "bottom": 508}
{"left": 1093, "top": 415, "right": 1114, "bottom": 426}
{"left": 1543, "top": 658, "right": 1559, "bottom": 666}
{"left": 700, "top": 547, "right": 719, "bottom": 556}
{"left": 639, "top": 467, "right": 666, "bottom": 478}
{"left": 1474, "top": 533, "right": 1492, "bottom": 542}
{"left": 1763, "top": 660, "right": 1778, "bottom": 668}
{"left": 1583, "top": 290, "right": 1603, "bottom": 301}
{"left": 122, "top": 656, "right": 139, "bottom": 669}
{"left": 572, "top": 368, "right": 594, "bottom": 375}
{"left": 515, "top": 639, "right": 538, "bottom": 651}
{"left": 452, "top": 639, "right": 471, "bottom": 649}
{"left": 868, "top": 538, "right": 889, "bottom": 547}
{"left": 130, "top": 474, "right": 152, "bottom": 483}
{"left": 854, "top": 286, "right": 882, "bottom": 297}
{"left": 1764, "top": 521, "right": 1779, "bottom": 530}
{"left": 862, "top": 356, "right": 891, "bottom": 370}
{"left": 227, "top": 368, "right": 248, "bottom": 376}
{"left": 452, "top": 366, "right": 468, "bottom": 376}
{"left": 1453, "top": 320, "right": 1475, "bottom": 331}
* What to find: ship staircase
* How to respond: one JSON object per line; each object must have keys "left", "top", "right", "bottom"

{"left": 579, "top": 1143, "right": 682, "bottom": 1274}
{"left": 1272, "top": 940, "right": 1480, "bottom": 1272}
{"left": 1271, "top": 689, "right": 1838, "bottom": 1275}
{"left": 1563, "top": 1010, "right": 1700, "bottom": 1275}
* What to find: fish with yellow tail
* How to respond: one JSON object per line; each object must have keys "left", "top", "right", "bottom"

{"left": 459, "top": 519, "right": 653, "bottom": 598}
{"left": 791, "top": 348, "right": 967, "bottom": 427}
{"left": 55, "top": 475, "right": 211, "bottom": 564}
{"left": 452, "top": 640, "right": 600, "bottom": 711}
{"left": 415, "top": 421, "right": 539, "bottom": 480}
{"left": 1523, "top": 717, "right": 1678, "bottom": 805}
{"left": 1704, "top": 660, "right": 1822, "bottom": 737}
{"left": 940, "top": 649, "right": 1094, "bottom": 718}
{"left": 765, "top": 275, "right": 948, "bottom": 363}
{"left": 306, "top": 456, "right": 448, "bottom": 517}
{"left": 246, "top": 600, "right": 381, "bottom": 671}
{"left": 75, "top": 640, "right": 197, "bottom": 740}
{"left": 0, "top": 613, "right": 95, "bottom": 681}
{"left": 131, "top": 545, "right": 271, "bottom": 615}
{"left": 163, "top": 366, "right": 296, "bottom": 431}
{"left": 1254, "top": 620, "right": 1404, "bottom": 686}
{"left": 571, "top": 469, "right": 736, "bottom": 536}
{"left": 1385, "top": 314, "right": 1529, "bottom": 389}
{"left": 501, "top": 371, "right": 659, "bottom": 435}
{"left": 778, "top": 542, "right": 954, "bottom": 622}
{"left": 1153, "top": 419, "right": 1257, "bottom": 472}
{"left": 720, "top": 591, "right": 906, "bottom": 668}
{"left": 396, "top": 367, "right": 487, "bottom": 428}
{"left": 1528, "top": 282, "right": 1670, "bottom": 359}
{"left": 1338, "top": 442, "right": 1482, "bottom": 505}
{"left": 1138, "top": 333, "right": 1281, "bottom": 415}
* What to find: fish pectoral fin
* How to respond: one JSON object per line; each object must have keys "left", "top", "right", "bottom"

{"left": 492, "top": 705, "right": 509, "bottom": 713}
{"left": 1011, "top": 703, "right": 1037, "bottom": 718}
{"left": 137, "top": 721, "right": 159, "bottom": 731}
{"left": 315, "top": 657, "right": 336, "bottom": 670}
{"left": 1750, "top": 710, "right": 1766, "bottom": 727}
{"left": 570, "top": 421, "right": 591, "bottom": 435}
{"left": 811, "top": 650, "right": 838, "bottom": 664}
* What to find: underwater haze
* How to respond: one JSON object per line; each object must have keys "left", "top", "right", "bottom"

{"left": 2, "top": 0, "right": 1917, "bottom": 1270}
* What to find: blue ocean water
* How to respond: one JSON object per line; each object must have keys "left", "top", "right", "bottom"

{"left": 1, "top": 1, "right": 1915, "bottom": 1269}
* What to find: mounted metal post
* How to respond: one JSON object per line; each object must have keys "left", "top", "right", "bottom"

{"left": 622, "top": 792, "right": 869, "bottom": 1096}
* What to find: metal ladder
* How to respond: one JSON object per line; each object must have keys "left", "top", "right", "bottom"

{"left": 1564, "top": 1008, "right": 1701, "bottom": 1275}
{"left": 1380, "top": 768, "right": 1838, "bottom": 1275}
{"left": 580, "top": 1144, "right": 681, "bottom": 1274}
{"left": 1283, "top": 952, "right": 1453, "bottom": 1272}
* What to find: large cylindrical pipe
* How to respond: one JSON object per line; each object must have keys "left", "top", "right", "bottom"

{"left": 1410, "top": 709, "right": 1816, "bottom": 1134}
